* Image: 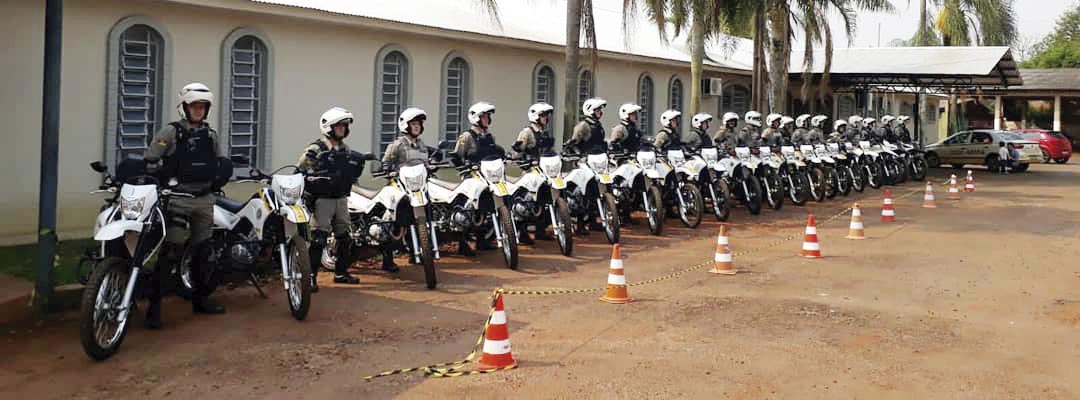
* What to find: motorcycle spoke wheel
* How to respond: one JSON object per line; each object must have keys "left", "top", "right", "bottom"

{"left": 80, "top": 257, "right": 131, "bottom": 361}
{"left": 646, "top": 185, "right": 664, "bottom": 235}
{"left": 678, "top": 184, "right": 704, "bottom": 228}
{"left": 554, "top": 197, "right": 574, "bottom": 256}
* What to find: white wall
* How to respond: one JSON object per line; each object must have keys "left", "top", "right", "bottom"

{"left": 0, "top": 0, "right": 743, "bottom": 244}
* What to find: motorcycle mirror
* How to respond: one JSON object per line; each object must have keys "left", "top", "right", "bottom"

{"left": 230, "top": 154, "right": 251, "bottom": 166}
{"left": 90, "top": 161, "right": 107, "bottom": 173}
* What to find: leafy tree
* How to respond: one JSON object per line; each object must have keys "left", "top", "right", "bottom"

{"left": 1022, "top": 2, "right": 1080, "bottom": 68}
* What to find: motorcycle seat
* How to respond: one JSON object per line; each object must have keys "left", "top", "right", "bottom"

{"left": 215, "top": 195, "right": 245, "bottom": 213}
{"left": 351, "top": 185, "right": 380, "bottom": 199}
{"left": 429, "top": 178, "right": 463, "bottom": 191}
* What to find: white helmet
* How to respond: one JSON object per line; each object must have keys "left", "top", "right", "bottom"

{"left": 811, "top": 115, "right": 828, "bottom": 128}
{"left": 780, "top": 116, "right": 795, "bottom": 128}
{"left": 619, "top": 103, "right": 643, "bottom": 121}
{"left": 881, "top": 115, "right": 895, "bottom": 125}
{"left": 692, "top": 113, "right": 713, "bottom": 129}
{"left": 722, "top": 112, "right": 739, "bottom": 124}
{"left": 795, "top": 114, "right": 811, "bottom": 128}
{"left": 468, "top": 102, "right": 496, "bottom": 126}
{"left": 178, "top": 82, "right": 214, "bottom": 120}
{"left": 765, "top": 113, "right": 783, "bottom": 127}
{"left": 528, "top": 102, "right": 555, "bottom": 124}
{"left": 897, "top": 115, "right": 911, "bottom": 123}
{"left": 582, "top": 98, "right": 607, "bottom": 118}
{"left": 319, "top": 106, "right": 354, "bottom": 136}
{"left": 863, "top": 117, "right": 877, "bottom": 127}
{"left": 848, "top": 115, "right": 863, "bottom": 128}
{"left": 660, "top": 110, "right": 682, "bottom": 128}
{"left": 745, "top": 111, "right": 763, "bottom": 127}
{"left": 834, "top": 120, "right": 848, "bottom": 130}
{"left": 398, "top": 107, "right": 427, "bottom": 134}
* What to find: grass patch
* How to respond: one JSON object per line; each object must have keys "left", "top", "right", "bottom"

{"left": 0, "top": 238, "right": 97, "bottom": 286}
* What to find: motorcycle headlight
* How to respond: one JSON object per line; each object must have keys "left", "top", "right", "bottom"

{"left": 539, "top": 156, "right": 562, "bottom": 178}
{"left": 667, "top": 150, "right": 686, "bottom": 167}
{"left": 480, "top": 161, "right": 505, "bottom": 184}
{"left": 636, "top": 151, "right": 656, "bottom": 170}
{"left": 701, "top": 148, "right": 718, "bottom": 164}
{"left": 399, "top": 164, "right": 428, "bottom": 192}
{"left": 120, "top": 196, "right": 146, "bottom": 220}
{"left": 279, "top": 185, "right": 303, "bottom": 205}
{"left": 587, "top": 154, "right": 609, "bottom": 174}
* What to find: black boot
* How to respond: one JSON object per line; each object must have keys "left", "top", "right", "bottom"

{"left": 144, "top": 299, "right": 163, "bottom": 330}
{"left": 458, "top": 238, "right": 476, "bottom": 256}
{"left": 308, "top": 243, "right": 322, "bottom": 293}
{"left": 334, "top": 237, "right": 360, "bottom": 284}
{"left": 381, "top": 248, "right": 400, "bottom": 273}
{"left": 193, "top": 296, "right": 226, "bottom": 314}
{"left": 534, "top": 223, "right": 553, "bottom": 240}
{"left": 517, "top": 225, "right": 535, "bottom": 245}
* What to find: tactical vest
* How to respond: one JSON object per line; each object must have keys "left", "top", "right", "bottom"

{"left": 583, "top": 118, "right": 606, "bottom": 153}
{"left": 307, "top": 140, "right": 364, "bottom": 198}
{"left": 470, "top": 132, "right": 500, "bottom": 163}
{"left": 523, "top": 126, "right": 554, "bottom": 159}
{"left": 616, "top": 121, "right": 642, "bottom": 152}
{"left": 165, "top": 122, "right": 218, "bottom": 188}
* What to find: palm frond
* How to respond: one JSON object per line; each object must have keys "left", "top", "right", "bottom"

{"left": 474, "top": 0, "right": 503, "bottom": 30}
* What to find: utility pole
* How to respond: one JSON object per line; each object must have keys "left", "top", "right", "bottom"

{"left": 36, "top": 0, "right": 63, "bottom": 312}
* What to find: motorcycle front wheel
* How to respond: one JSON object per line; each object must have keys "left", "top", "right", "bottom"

{"left": 849, "top": 165, "right": 866, "bottom": 193}
{"left": 80, "top": 257, "right": 132, "bottom": 361}
{"left": 808, "top": 167, "right": 827, "bottom": 202}
{"left": 414, "top": 213, "right": 438, "bottom": 288}
{"left": 553, "top": 197, "right": 574, "bottom": 257}
{"left": 601, "top": 191, "right": 621, "bottom": 244}
{"left": 677, "top": 183, "right": 705, "bottom": 228}
{"left": 910, "top": 157, "right": 928, "bottom": 181}
{"left": 709, "top": 179, "right": 732, "bottom": 221}
{"left": 742, "top": 174, "right": 764, "bottom": 215}
{"left": 645, "top": 185, "right": 664, "bottom": 235}
{"left": 865, "top": 161, "right": 884, "bottom": 189}
{"left": 762, "top": 169, "right": 785, "bottom": 210}
{"left": 788, "top": 171, "right": 811, "bottom": 206}
{"left": 283, "top": 238, "right": 311, "bottom": 320}
{"left": 825, "top": 167, "right": 840, "bottom": 199}
{"left": 495, "top": 203, "right": 519, "bottom": 270}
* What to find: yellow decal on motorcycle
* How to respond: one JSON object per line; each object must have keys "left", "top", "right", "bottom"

{"left": 599, "top": 173, "right": 613, "bottom": 184}
{"left": 494, "top": 183, "right": 509, "bottom": 196}
{"left": 411, "top": 191, "right": 427, "bottom": 205}
{"left": 472, "top": 171, "right": 482, "bottom": 180}
{"left": 553, "top": 177, "right": 566, "bottom": 188}
{"left": 287, "top": 205, "right": 310, "bottom": 223}
{"left": 532, "top": 167, "right": 543, "bottom": 175}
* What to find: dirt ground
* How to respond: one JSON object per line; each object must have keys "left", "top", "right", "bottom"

{"left": 3, "top": 163, "right": 1080, "bottom": 399}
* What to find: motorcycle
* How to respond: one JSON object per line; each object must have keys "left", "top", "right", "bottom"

{"left": 856, "top": 141, "right": 886, "bottom": 189}
{"left": 829, "top": 142, "right": 863, "bottom": 194}
{"left": 778, "top": 145, "right": 812, "bottom": 206}
{"left": 507, "top": 153, "right": 574, "bottom": 256}
{"left": 427, "top": 150, "right": 519, "bottom": 269}
{"left": 693, "top": 146, "right": 732, "bottom": 221}
{"left": 755, "top": 146, "right": 786, "bottom": 210}
{"left": 813, "top": 144, "right": 844, "bottom": 198}
{"left": 723, "top": 147, "right": 764, "bottom": 215}
{"left": 80, "top": 159, "right": 184, "bottom": 360}
{"left": 872, "top": 141, "right": 907, "bottom": 185}
{"left": 657, "top": 147, "right": 706, "bottom": 227}
{"left": 893, "top": 140, "right": 928, "bottom": 181}
{"left": 562, "top": 150, "right": 621, "bottom": 243}
{"left": 798, "top": 144, "right": 831, "bottom": 202}
{"left": 609, "top": 148, "right": 664, "bottom": 236}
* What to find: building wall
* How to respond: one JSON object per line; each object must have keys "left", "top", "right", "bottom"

{"left": 0, "top": 0, "right": 738, "bottom": 244}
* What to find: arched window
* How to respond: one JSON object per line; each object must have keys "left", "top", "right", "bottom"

{"left": 375, "top": 47, "right": 410, "bottom": 153}
{"left": 721, "top": 84, "right": 750, "bottom": 118}
{"left": 637, "top": 74, "right": 654, "bottom": 132}
{"left": 668, "top": 76, "right": 683, "bottom": 111}
{"left": 533, "top": 63, "right": 556, "bottom": 105}
{"left": 106, "top": 17, "right": 170, "bottom": 169}
{"left": 222, "top": 30, "right": 270, "bottom": 168}
{"left": 442, "top": 54, "right": 470, "bottom": 141}
{"left": 577, "top": 69, "right": 594, "bottom": 112}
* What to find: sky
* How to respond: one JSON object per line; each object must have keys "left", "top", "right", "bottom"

{"left": 835, "top": 0, "right": 1076, "bottom": 51}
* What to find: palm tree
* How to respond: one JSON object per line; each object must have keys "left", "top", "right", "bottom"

{"left": 563, "top": 0, "right": 600, "bottom": 142}
{"left": 910, "top": 0, "right": 1017, "bottom": 46}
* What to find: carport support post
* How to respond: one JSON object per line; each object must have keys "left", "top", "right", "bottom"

{"left": 994, "top": 95, "right": 1002, "bottom": 130}
{"left": 35, "top": 0, "right": 62, "bottom": 312}
{"left": 1054, "top": 95, "right": 1062, "bottom": 131}
{"left": 914, "top": 92, "right": 922, "bottom": 147}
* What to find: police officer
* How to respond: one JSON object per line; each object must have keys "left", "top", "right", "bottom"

{"left": 739, "top": 111, "right": 764, "bottom": 147}
{"left": 809, "top": 115, "right": 829, "bottom": 144}
{"left": 792, "top": 114, "right": 811, "bottom": 145}
{"left": 830, "top": 120, "right": 848, "bottom": 143}
{"left": 880, "top": 115, "right": 898, "bottom": 143}
{"left": 864, "top": 117, "right": 882, "bottom": 143}
{"left": 513, "top": 102, "right": 556, "bottom": 159}
{"left": 846, "top": 115, "right": 865, "bottom": 143}
{"left": 685, "top": 113, "right": 711, "bottom": 152}
{"left": 565, "top": 98, "right": 608, "bottom": 154}
{"left": 609, "top": 103, "right": 644, "bottom": 152}
{"left": 779, "top": 116, "right": 796, "bottom": 146}
{"left": 760, "top": 113, "right": 783, "bottom": 148}
{"left": 377, "top": 107, "right": 432, "bottom": 272}
{"left": 896, "top": 115, "right": 913, "bottom": 143}
{"left": 299, "top": 107, "right": 365, "bottom": 289}
{"left": 143, "top": 82, "right": 225, "bottom": 328}
{"left": 713, "top": 112, "right": 740, "bottom": 151}
{"left": 653, "top": 110, "right": 683, "bottom": 151}
{"left": 454, "top": 102, "right": 502, "bottom": 164}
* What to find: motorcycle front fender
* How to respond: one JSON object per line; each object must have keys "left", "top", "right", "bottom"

{"left": 94, "top": 220, "right": 144, "bottom": 241}
{"left": 489, "top": 182, "right": 512, "bottom": 197}
{"left": 281, "top": 204, "right": 312, "bottom": 224}
{"left": 407, "top": 190, "right": 428, "bottom": 207}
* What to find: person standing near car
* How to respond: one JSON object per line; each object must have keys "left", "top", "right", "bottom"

{"left": 143, "top": 82, "right": 226, "bottom": 329}
{"left": 998, "top": 142, "right": 1011, "bottom": 174}
{"left": 299, "top": 107, "right": 366, "bottom": 291}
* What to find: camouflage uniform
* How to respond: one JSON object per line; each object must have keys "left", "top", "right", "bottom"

{"left": 713, "top": 126, "right": 739, "bottom": 151}
{"left": 806, "top": 128, "right": 825, "bottom": 145}
{"left": 759, "top": 127, "right": 783, "bottom": 148}
{"left": 382, "top": 134, "right": 429, "bottom": 171}
{"left": 566, "top": 117, "right": 606, "bottom": 154}
{"left": 791, "top": 127, "right": 809, "bottom": 145}
{"left": 144, "top": 119, "right": 221, "bottom": 245}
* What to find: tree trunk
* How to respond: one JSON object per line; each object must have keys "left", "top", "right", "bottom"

{"left": 689, "top": 10, "right": 706, "bottom": 115}
{"left": 562, "top": 0, "right": 582, "bottom": 143}
{"left": 767, "top": 2, "right": 789, "bottom": 114}
{"left": 751, "top": 10, "right": 765, "bottom": 113}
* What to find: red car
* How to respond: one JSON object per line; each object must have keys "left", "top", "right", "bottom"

{"left": 1013, "top": 128, "right": 1071, "bottom": 164}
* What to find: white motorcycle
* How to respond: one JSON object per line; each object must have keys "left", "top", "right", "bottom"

{"left": 824, "top": 143, "right": 853, "bottom": 196}
{"left": 696, "top": 146, "right": 732, "bottom": 221}
{"left": 799, "top": 144, "right": 831, "bottom": 202}
{"left": 658, "top": 147, "right": 706, "bottom": 228}
{"left": 855, "top": 141, "right": 885, "bottom": 189}
{"left": 80, "top": 159, "right": 186, "bottom": 361}
{"left": 507, "top": 154, "right": 574, "bottom": 256}
{"left": 724, "top": 146, "right": 764, "bottom": 215}
{"left": 755, "top": 146, "right": 786, "bottom": 210}
{"left": 611, "top": 148, "right": 664, "bottom": 235}
{"left": 778, "top": 145, "right": 812, "bottom": 206}
{"left": 428, "top": 155, "right": 519, "bottom": 269}
{"left": 812, "top": 143, "right": 842, "bottom": 198}
{"left": 562, "top": 151, "right": 621, "bottom": 244}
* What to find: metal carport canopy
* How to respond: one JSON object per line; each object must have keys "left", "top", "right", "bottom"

{"left": 790, "top": 46, "right": 1023, "bottom": 91}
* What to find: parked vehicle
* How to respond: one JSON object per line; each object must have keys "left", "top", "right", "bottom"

{"left": 778, "top": 145, "right": 813, "bottom": 205}
{"left": 507, "top": 153, "right": 574, "bottom": 256}
{"left": 1013, "top": 128, "right": 1071, "bottom": 164}
{"left": 723, "top": 147, "right": 764, "bottom": 215}
{"left": 428, "top": 154, "right": 520, "bottom": 269}
{"left": 924, "top": 129, "right": 1042, "bottom": 172}
{"left": 658, "top": 147, "right": 706, "bottom": 227}
{"left": 611, "top": 147, "right": 664, "bottom": 235}
{"left": 563, "top": 150, "right": 621, "bottom": 243}
{"left": 693, "top": 146, "right": 732, "bottom": 221}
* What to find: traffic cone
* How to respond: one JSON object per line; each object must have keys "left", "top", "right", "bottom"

{"left": 599, "top": 244, "right": 633, "bottom": 304}
{"left": 964, "top": 170, "right": 976, "bottom": 192}
{"left": 948, "top": 174, "right": 962, "bottom": 200}
{"left": 708, "top": 225, "right": 737, "bottom": 275}
{"left": 800, "top": 214, "right": 823, "bottom": 258}
{"left": 881, "top": 189, "right": 897, "bottom": 223}
{"left": 476, "top": 291, "right": 518, "bottom": 370}
{"left": 845, "top": 203, "right": 866, "bottom": 240}
{"left": 922, "top": 181, "right": 937, "bottom": 208}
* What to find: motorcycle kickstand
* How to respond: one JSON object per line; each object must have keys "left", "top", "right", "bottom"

{"left": 249, "top": 273, "right": 268, "bottom": 299}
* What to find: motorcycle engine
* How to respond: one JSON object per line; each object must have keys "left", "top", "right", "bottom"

{"left": 510, "top": 193, "right": 539, "bottom": 222}
{"left": 451, "top": 206, "right": 478, "bottom": 230}
{"left": 229, "top": 242, "right": 260, "bottom": 266}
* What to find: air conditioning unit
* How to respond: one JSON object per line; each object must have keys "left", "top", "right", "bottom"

{"left": 701, "top": 78, "right": 724, "bottom": 97}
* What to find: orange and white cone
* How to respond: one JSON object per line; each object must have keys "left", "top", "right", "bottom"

{"left": 800, "top": 214, "right": 823, "bottom": 258}
{"left": 476, "top": 291, "right": 518, "bottom": 370}
{"left": 948, "top": 174, "right": 962, "bottom": 200}
{"left": 922, "top": 181, "right": 938, "bottom": 208}
{"left": 881, "top": 189, "right": 897, "bottom": 223}
{"left": 845, "top": 203, "right": 866, "bottom": 240}
{"left": 599, "top": 244, "right": 633, "bottom": 304}
{"left": 708, "top": 225, "right": 737, "bottom": 275}
{"left": 964, "top": 170, "right": 976, "bottom": 192}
